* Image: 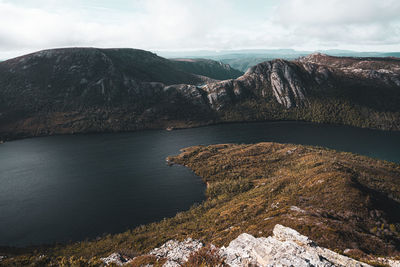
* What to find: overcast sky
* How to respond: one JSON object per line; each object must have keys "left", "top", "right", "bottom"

{"left": 1, "top": 0, "right": 400, "bottom": 59}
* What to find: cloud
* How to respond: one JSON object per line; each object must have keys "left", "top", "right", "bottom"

{"left": 0, "top": 0, "right": 399, "bottom": 59}
{"left": 272, "top": 0, "right": 400, "bottom": 48}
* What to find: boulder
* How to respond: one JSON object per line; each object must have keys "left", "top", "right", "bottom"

{"left": 220, "top": 224, "right": 371, "bottom": 267}
{"left": 150, "top": 238, "right": 203, "bottom": 265}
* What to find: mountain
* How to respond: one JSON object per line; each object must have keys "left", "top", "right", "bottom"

{"left": 170, "top": 58, "right": 243, "bottom": 80}
{"left": 157, "top": 49, "right": 400, "bottom": 72}
{"left": 1, "top": 49, "right": 400, "bottom": 141}
{"left": 155, "top": 48, "right": 306, "bottom": 58}
{"left": 202, "top": 53, "right": 400, "bottom": 130}
{"left": 0, "top": 48, "right": 217, "bottom": 140}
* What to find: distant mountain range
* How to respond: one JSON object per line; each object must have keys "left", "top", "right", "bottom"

{"left": 0, "top": 48, "right": 399, "bottom": 141}
{"left": 158, "top": 49, "right": 400, "bottom": 72}
{"left": 170, "top": 58, "right": 243, "bottom": 80}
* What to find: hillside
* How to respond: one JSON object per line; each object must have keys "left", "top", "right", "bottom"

{"left": 170, "top": 58, "right": 243, "bottom": 80}
{"left": 0, "top": 48, "right": 216, "bottom": 140}
{"left": 2, "top": 142, "right": 399, "bottom": 265}
{"left": 207, "top": 54, "right": 400, "bottom": 130}
{"left": 219, "top": 57, "right": 275, "bottom": 72}
{"left": 1, "top": 49, "right": 400, "bottom": 141}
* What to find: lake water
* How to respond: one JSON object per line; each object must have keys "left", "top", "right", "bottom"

{"left": 0, "top": 121, "right": 399, "bottom": 246}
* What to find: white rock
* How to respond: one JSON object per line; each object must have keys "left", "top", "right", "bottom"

{"left": 220, "top": 224, "right": 371, "bottom": 267}
{"left": 150, "top": 238, "right": 203, "bottom": 266}
{"left": 377, "top": 257, "right": 400, "bottom": 267}
{"left": 100, "top": 252, "right": 129, "bottom": 266}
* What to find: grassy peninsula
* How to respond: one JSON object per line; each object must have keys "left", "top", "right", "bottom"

{"left": 2, "top": 142, "right": 400, "bottom": 266}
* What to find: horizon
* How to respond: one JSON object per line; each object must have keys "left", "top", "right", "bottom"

{"left": 1, "top": 0, "right": 400, "bottom": 59}
{"left": 1, "top": 46, "right": 400, "bottom": 62}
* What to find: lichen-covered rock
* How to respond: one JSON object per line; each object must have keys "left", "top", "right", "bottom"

{"left": 150, "top": 238, "right": 203, "bottom": 266}
{"left": 220, "top": 224, "right": 371, "bottom": 267}
{"left": 100, "top": 252, "right": 129, "bottom": 266}
{"left": 377, "top": 258, "right": 400, "bottom": 267}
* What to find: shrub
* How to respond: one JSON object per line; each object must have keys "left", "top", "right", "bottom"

{"left": 183, "top": 245, "right": 227, "bottom": 267}
{"left": 206, "top": 178, "right": 252, "bottom": 198}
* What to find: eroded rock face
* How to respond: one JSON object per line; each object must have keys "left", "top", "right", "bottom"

{"left": 220, "top": 224, "right": 371, "bottom": 267}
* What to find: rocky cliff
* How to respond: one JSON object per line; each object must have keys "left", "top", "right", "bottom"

{"left": 1, "top": 49, "right": 400, "bottom": 140}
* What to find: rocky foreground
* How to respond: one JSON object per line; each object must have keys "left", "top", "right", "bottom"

{"left": 101, "top": 224, "right": 399, "bottom": 266}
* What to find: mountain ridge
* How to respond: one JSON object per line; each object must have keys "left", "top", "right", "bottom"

{"left": 1, "top": 48, "right": 400, "bottom": 141}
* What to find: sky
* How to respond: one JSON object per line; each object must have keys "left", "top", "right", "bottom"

{"left": 0, "top": 0, "right": 400, "bottom": 59}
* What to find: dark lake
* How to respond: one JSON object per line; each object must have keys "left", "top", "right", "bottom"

{"left": 1, "top": 121, "right": 399, "bottom": 246}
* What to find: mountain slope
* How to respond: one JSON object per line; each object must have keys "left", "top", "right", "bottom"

{"left": 0, "top": 47, "right": 205, "bottom": 111}
{"left": 0, "top": 48, "right": 217, "bottom": 139}
{"left": 1, "top": 49, "right": 400, "bottom": 140}
{"left": 170, "top": 58, "right": 243, "bottom": 80}
{"left": 201, "top": 53, "right": 400, "bottom": 130}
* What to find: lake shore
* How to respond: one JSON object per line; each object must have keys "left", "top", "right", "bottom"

{"left": 2, "top": 142, "right": 400, "bottom": 265}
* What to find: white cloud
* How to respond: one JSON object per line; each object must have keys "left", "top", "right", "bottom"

{"left": 0, "top": 0, "right": 399, "bottom": 59}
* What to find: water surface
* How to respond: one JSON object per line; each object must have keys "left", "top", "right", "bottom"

{"left": 0, "top": 121, "right": 399, "bottom": 246}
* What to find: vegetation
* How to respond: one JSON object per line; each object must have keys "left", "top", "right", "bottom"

{"left": 171, "top": 58, "right": 244, "bottom": 80}
{"left": 220, "top": 97, "right": 400, "bottom": 131}
{"left": 182, "top": 245, "right": 226, "bottom": 267}
{"left": 2, "top": 142, "right": 399, "bottom": 266}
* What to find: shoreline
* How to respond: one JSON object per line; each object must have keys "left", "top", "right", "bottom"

{"left": 1, "top": 117, "right": 398, "bottom": 144}
{"left": 1, "top": 142, "right": 400, "bottom": 265}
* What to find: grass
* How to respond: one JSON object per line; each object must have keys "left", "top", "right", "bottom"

{"left": 2, "top": 142, "right": 400, "bottom": 266}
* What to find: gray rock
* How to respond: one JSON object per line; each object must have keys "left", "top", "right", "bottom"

{"left": 150, "top": 238, "right": 203, "bottom": 266}
{"left": 220, "top": 224, "right": 371, "bottom": 267}
{"left": 100, "top": 252, "right": 129, "bottom": 266}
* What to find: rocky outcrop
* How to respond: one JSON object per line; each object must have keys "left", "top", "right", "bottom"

{"left": 100, "top": 224, "right": 399, "bottom": 266}
{"left": 220, "top": 224, "right": 371, "bottom": 267}
{"left": 242, "top": 60, "right": 310, "bottom": 108}
{"left": 149, "top": 238, "right": 203, "bottom": 266}
{"left": 100, "top": 252, "right": 130, "bottom": 266}
{"left": 298, "top": 52, "right": 400, "bottom": 87}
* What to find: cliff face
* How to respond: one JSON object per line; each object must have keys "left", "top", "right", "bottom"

{"left": 1, "top": 49, "right": 400, "bottom": 140}
{"left": 201, "top": 59, "right": 314, "bottom": 110}
{"left": 200, "top": 53, "right": 400, "bottom": 130}
{"left": 200, "top": 54, "right": 400, "bottom": 111}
